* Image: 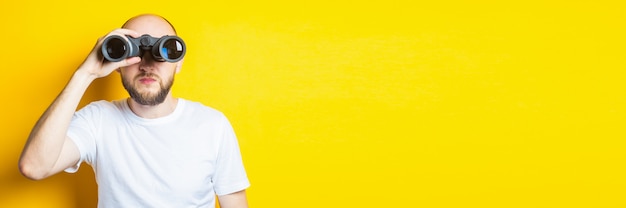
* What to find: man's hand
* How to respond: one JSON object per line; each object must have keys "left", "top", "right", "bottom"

{"left": 77, "top": 29, "right": 142, "bottom": 80}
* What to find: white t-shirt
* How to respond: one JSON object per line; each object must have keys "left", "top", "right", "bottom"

{"left": 65, "top": 98, "right": 250, "bottom": 208}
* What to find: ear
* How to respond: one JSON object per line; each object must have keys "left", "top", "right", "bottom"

{"left": 175, "top": 58, "right": 184, "bottom": 73}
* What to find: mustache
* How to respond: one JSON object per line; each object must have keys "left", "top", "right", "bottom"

{"left": 135, "top": 72, "right": 160, "bottom": 80}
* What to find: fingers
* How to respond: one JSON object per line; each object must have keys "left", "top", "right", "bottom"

{"left": 109, "top": 28, "right": 141, "bottom": 38}
{"left": 120, "top": 57, "right": 142, "bottom": 67}
{"left": 101, "top": 54, "right": 142, "bottom": 73}
{"left": 94, "top": 56, "right": 140, "bottom": 78}
{"left": 79, "top": 29, "right": 143, "bottom": 78}
{"left": 97, "top": 28, "right": 140, "bottom": 44}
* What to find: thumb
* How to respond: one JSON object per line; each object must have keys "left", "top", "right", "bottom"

{"left": 123, "top": 57, "right": 142, "bottom": 66}
{"left": 102, "top": 56, "right": 140, "bottom": 76}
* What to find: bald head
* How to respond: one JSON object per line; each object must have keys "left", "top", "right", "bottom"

{"left": 122, "top": 14, "right": 177, "bottom": 37}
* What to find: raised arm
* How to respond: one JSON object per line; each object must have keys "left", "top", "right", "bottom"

{"left": 18, "top": 29, "right": 141, "bottom": 180}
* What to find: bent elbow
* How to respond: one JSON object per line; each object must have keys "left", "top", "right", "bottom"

{"left": 18, "top": 160, "right": 49, "bottom": 181}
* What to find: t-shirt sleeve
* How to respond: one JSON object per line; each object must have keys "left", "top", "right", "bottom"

{"left": 212, "top": 116, "right": 250, "bottom": 195}
{"left": 64, "top": 102, "right": 100, "bottom": 173}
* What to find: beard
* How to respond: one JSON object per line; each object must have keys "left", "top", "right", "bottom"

{"left": 121, "top": 72, "right": 174, "bottom": 106}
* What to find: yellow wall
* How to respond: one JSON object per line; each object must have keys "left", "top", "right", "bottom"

{"left": 1, "top": 0, "right": 625, "bottom": 207}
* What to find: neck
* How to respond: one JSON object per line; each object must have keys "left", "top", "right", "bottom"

{"left": 127, "top": 96, "right": 179, "bottom": 119}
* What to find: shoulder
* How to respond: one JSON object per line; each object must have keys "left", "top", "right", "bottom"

{"left": 74, "top": 100, "right": 129, "bottom": 120}
{"left": 179, "top": 99, "right": 230, "bottom": 123}
{"left": 76, "top": 100, "right": 117, "bottom": 114}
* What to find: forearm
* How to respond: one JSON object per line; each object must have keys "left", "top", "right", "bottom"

{"left": 18, "top": 28, "right": 142, "bottom": 180}
{"left": 19, "top": 70, "right": 96, "bottom": 180}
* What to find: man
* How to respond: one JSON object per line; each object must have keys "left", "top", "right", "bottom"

{"left": 18, "top": 14, "right": 250, "bottom": 208}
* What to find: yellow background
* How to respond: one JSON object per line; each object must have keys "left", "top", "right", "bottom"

{"left": 1, "top": 0, "right": 625, "bottom": 207}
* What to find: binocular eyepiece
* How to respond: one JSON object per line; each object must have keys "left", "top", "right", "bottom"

{"left": 101, "top": 34, "right": 186, "bottom": 62}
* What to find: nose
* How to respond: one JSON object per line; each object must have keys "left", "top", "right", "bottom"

{"left": 138, "top": 51, "right": 157, "bottom": 71}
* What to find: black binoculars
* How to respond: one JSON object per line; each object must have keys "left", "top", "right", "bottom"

{"left": 101, "top": 34, "right": 186, "bottom": 62}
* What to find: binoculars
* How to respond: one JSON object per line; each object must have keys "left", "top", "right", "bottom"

{"left": 101, "top": 34, "right": 186, "bottom": 62}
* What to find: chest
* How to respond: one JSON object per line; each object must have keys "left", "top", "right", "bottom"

{"left": 93, "top": 121, "right": 221, "bottom": 196}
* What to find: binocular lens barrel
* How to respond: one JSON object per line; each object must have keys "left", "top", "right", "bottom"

{"left": 154, "top": 37, "right": 186, "bottom": 62}
{"left": 101, "top": 34, "right": 186, "bottom": 62}
{"left": 103, "top": 37, "right": 129, "bottom": 61}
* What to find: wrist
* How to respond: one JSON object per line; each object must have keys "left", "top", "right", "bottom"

{"left": 75, "top": 61, "right": 102, "bottom": 78}
{"left": 70, "top": 68, "right": 98, "bottom": 89}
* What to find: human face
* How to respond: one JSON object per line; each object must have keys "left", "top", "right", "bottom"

{"left": 119, "top": 14, "right": 181, "bottom": 106}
